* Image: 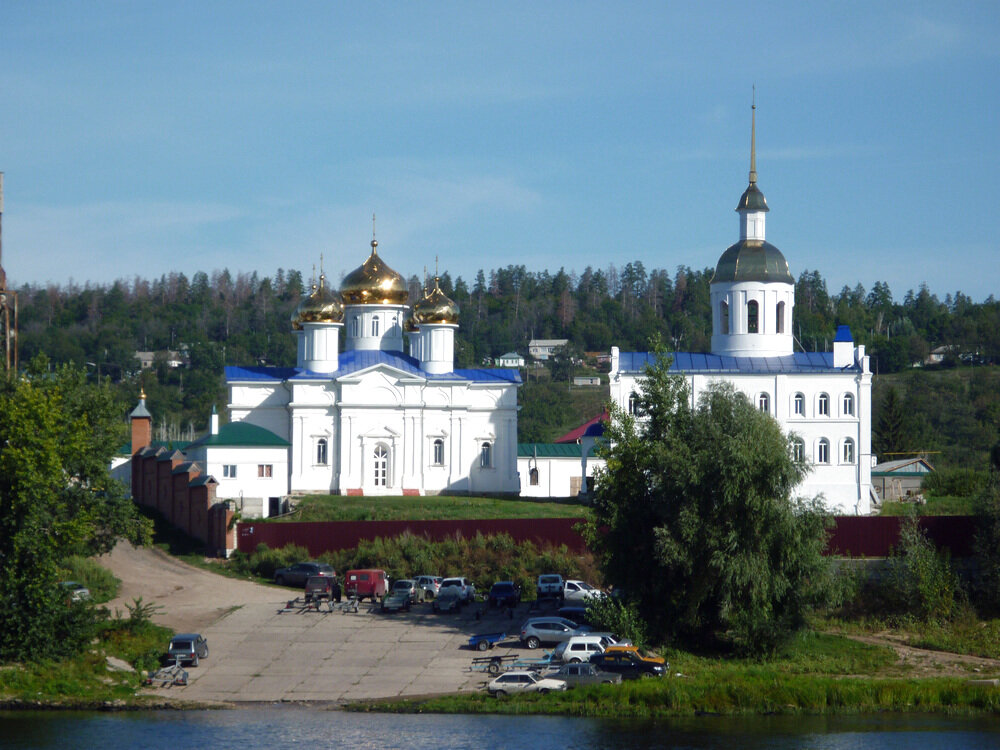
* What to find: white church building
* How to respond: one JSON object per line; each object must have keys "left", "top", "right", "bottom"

{"left": 609, "top": 108, "right": 874, "bottom": 515}
{"left": 185, "top": 237, "right": 521, "bottom": 517}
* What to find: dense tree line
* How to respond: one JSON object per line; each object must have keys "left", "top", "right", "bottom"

{"left": 13, "top": 263, "right": 1000, "bottom": 444}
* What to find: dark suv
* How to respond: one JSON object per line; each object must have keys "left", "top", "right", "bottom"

{"left": 487, "top": 581, "right": 522, "bottom": 608}
{"left": 304, "top": 575, "right": 341, "bottom": 602}
{"left": 274, "top": 562, "right": 335, "bottom": 587}
{"left": 589, "top": 650, "right": 666, "bottom": 679}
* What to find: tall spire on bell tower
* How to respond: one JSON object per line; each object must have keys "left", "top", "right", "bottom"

{"left": 749, "top": 85, "right": 757, "bottom": 186}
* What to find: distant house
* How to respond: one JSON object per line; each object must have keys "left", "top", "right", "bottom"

{"left": 528, "top": 339, "right": 568, "bottom": 361}
{"left": 134, "top": 350, "right": 187, "bottom": 369}
{"left": 871, "top": 457, "right": 934, "bottom": 502}
{"left": 572, "top": 376, "right": 601, "bottom": 386}
{"left": 496, "top": 351, "right": 526, "bottom": 368}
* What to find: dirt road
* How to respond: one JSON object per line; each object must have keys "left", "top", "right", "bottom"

{"left": 101, "top": 543, "right": 280, "bottom": 633}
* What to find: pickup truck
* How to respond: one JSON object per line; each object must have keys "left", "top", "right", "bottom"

{"left": 536, "top": 574, "right": 564, "bottom": 600}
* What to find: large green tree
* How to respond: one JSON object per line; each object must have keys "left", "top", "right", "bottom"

{"left": 588, "top": 352, "right": 832, "bottom": 654}
{"left": 0, "top": 358, "right": 152, "bottom": 661}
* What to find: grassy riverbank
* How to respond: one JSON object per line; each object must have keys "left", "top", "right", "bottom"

{"left": 357, "top": 632, "right": 1000, "bottom": 717}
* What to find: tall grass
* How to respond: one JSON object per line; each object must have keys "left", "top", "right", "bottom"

{"left": 59, "top": 555, "right": 121, "bottom": 602}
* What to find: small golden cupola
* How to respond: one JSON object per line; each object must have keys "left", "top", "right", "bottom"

{"left": 411, "top": 277, "right": 460, "bottom": 325}
{"left": 291, "top": 275, "right": 344, "bottom": 330}
{"left": 341, "top": 238, "right": 408, "bottom": 306}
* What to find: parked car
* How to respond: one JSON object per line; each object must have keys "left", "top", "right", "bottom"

{"left": 274, "top": 562, "right": 335, "bottom": 587}
{"left": 545, "top": 662, "right": 621, "bottom": 688}
{"left": 167, "top": 633, "right": 209, "bottom": 667}
{"left": 432, "top": 586, "right": 465, "bottom": 613}
{"left": 536, "top": 573, "right": 564, "bottom": 600}
{"left": 415, "top": 575, "right": 442, "bottom": 600}
{"left": 380, "top": 589, "right": 412, "bottom": 613}
{"left": 59, "top": 581, "right": 91, "bottom": 603}
{"left": 519, "top": 617, "right": 590, "bottom": 649}
{"left": 602, "top": 644, "right": 666, "bottom": 664}
{"left": 486, "top": 670, "right": 567, "bottom": 697}
{"left": 304, "top": 575, "right": 341, "bottom": 603}
{"left": 552, "top": 635, "right": 606, "bottom": 663}
{"left": 487, "top": 581, "right": 522, "bottom": 608}
{"left": 563, "top": 580, "right": 604, "bottom": 604}
{"left": 557, "top": 605, "right": 591, "bottom": 625}
{"left": 390, "top": 579, "right": 420, "bottom": 603}
{"left": 440, "top": 577, "right": 476, "bottom": 603}
{"left": 344, "top": 569, "right": 389, "bottom": 602}
{"left": 589, "top": 649, "right": 667, "bottom": 679}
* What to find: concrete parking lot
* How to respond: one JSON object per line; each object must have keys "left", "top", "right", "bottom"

{"left": 101, "top": 544, "right": 537, "bottom": 703}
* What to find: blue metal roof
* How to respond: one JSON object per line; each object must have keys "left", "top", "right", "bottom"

{"left": 834, "top": 325, "right": 854, "bottom": 343}
{"left": 226, "top": 351, "right": 521, "bottom": 385}
{"left": 618, "top": 351, "right": 858, "bottom": 375}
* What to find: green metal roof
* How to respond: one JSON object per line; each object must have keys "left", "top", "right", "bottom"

{"left": 518, "top": 442, "right": 600, "bottom": 459}
{"left": 187, "top": 421, "right": 290, "bottom": 449}
{"left": 711, "top": 239, "right": 794, "bottom": 284}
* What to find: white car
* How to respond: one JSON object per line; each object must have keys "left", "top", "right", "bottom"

{"left": 487, "top": 670, "right": 568, "bottom": 696}
{"left": 563, "top": 580, "right": 605, "bottom": 604}
{"left": 440, "top": 576, "right": 476, "bottom": 603}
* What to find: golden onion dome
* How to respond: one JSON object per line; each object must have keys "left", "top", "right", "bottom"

{"left": 402, "top": 313, "right": 419, "bottom": 333}
{"left": 292, "top": 275, "right": 344, "bottom": 329}
{"left": 341, "top": 239, "right": 408, "bottom": 305}
{"left": 412, "top": 277, "right": 460, "bottom": 325}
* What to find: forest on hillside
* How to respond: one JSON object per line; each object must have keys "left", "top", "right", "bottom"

{"left": 11, "top": 262, "right": 1000, "bottom": 467}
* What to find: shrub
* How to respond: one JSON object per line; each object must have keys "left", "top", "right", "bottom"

{"left": 883, "top": 513, "right": 963, "bottom": 623}
{"left": 923, "top": 468, "right": 988, "bottom": 498}
{"left": 585, "top": 596, "right": 648, "bottom": 648}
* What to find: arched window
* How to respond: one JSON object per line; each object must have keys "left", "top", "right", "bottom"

{"left": 747, "top": 300, "right": 759, "bottom": 333}
{"left": 480, "top": 442, "right": 493, "bottom": 469}
{"left": 842, "top": 393, "right": 855, "bottom": 417}
{"left": 529, "top": 467, "right": 539, "bottom": 486}
{"left": 628, "top": 392, "right": 639, "bottom": 416}
{"left": 720, "top": 301, "right": 729, "bottom": 335}
{"left": 758, "top": 393, "right": 770, "bottom": 413}
{"left": 316, "top": 438, "right": 328, "bottom": 465}
{"left": 818, "top": 438, "right": 830, "bottom": 464}
{"left": 818, "top": 393, "right": 830, "bottom": 416}
{"left": 351, "top": 316, "right": 360, "bottom": 337}
{"left": 776, "top": 301, "right": 785, "bottom": 334}
{"left": 372, "top": 316, "right": 380, "bottom": 336}
{"left": 792, "top": 438, "right": 805, "bottom": 464}
{"left": 373, "top": 444, "right": 388, "bottom": 486}
{"left": 432, "top": 438, "right": 444, "bottom": 466}
{"left": 793, "top": 393, "right": 805, "bottom": 416}
{"left": 842, "top": 438, "right": 855, "bottom": 464}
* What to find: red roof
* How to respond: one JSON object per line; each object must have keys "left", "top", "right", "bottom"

{"left": 555, "top": 411, "right": 609, "bottom": 443}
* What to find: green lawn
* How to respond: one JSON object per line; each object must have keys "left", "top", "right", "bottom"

{"left": 281, "top": 494, "right": 593, "bottom": 522}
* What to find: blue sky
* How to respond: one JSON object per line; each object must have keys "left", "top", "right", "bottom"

{"left": 2, "top": 2, "right": 997, "bottom": 300}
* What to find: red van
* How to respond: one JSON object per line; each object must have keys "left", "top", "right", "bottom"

{"left": 344, "top": 569, "right": 389, "bottom": 602}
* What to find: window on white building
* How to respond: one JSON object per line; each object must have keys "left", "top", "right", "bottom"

{"left": 792, "top": 439, "right": 805, "bottom": 464}
{"left": 776, "top": 301, "right": 785, "bottom": 334}
{"left": 628, "top": 392, "right": 639, "bottom": 416}
{"left": 351, "top": 316, "right": 360, "bottom": 337}
{"left": 316, "top": 438, "right": 328, "bottom": 465}
{"left": 747, "top": 300, "right": 759, "bottom": 334}
{"left": 758, "top": 393, "right": 770, "bottom": 413}
{"left": 223, "top": 464, "right": 237, "bottom": 478}
{"left": 843, "top": 438, "right": 855, "bottom": 464}
{"left": 842, "top": 393, "right": 855, "bottom": 417}
{"left": 818, "top": 393, "right": 830, "bottom": 416}
{"left": 817, "top": 439, "right": 830, "bottom": 464}
{"left": 372, "top": 316, "right": 380, "bottom": 336}
{"left": 373, "top": 444, "right": 388, "bottom": 486}
{"left": 258, "top": 464, "right": 273, "bottom": 478}
{"left": 480, "top": 442, "right": 493, "bottom": 469}
{"left": 720, "top": 301, "right": 729, "bottom": 335}
{"left": 793, "top": 393, "right": 805, "bottom": 416}
{"left": 432, "top": 438, "right": 444, "bottom": 466}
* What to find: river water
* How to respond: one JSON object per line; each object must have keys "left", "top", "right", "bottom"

{"left": 1, "top": 709, "right": 999, "bottom": 749}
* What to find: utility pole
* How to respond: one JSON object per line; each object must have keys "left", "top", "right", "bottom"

{"left": 0, "top": 173, "right": 19, "bottom": 374}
